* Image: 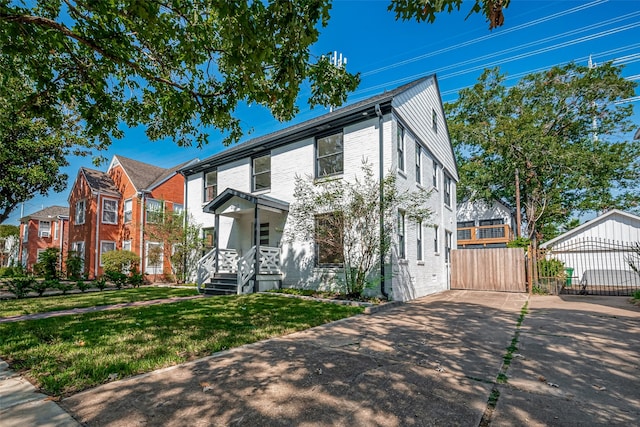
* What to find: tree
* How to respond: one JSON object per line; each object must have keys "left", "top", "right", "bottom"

{"left": 0, "top": 58, "right": 94, "bottom": 223}
{"left": 0, "top": 0, "right": 359, "bottom": 151}
{"left": 0, "top": 224, "right": 19, "bottom": 267}
{"left": 145, "top": 208, "right": 203, "bottom": 283}
{"left": 389, "top": 0, "right": 509, "bottom": 30}
{"left": 288, "top": 161, "right": 432, "bottom": 296}
{"left": 446, "top": 63, "right": 639, "bottom": 245}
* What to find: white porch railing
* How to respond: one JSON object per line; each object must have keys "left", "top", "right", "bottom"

{"left": 237, "top": 247, "right": 256, "bottom": 294}
{"left": 195, "top": 248, "right": 217, "bottom": 292}
{"left": 259, "top": 246, "right": 281, "bottom": 274}
{"left": 195, "top": 246, "right": 281, "bottom": 294}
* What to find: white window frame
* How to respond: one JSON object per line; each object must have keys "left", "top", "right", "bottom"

{"left": 36, "top": 248, "right": 46, "bottom": 262}
{"left": 204, "top": 170, "right": 217, "bottom": 202}
{"left": 445, "top": 231, "right": 452, "bottom": 263}
{"left": 315, "top": 132, "right": 344, "bottom": 178}
{"left": 75, "top": 199, "right": 86, "bottom": 225}
{"left": 397, "top": 124, "right": 405, "bottom": 172}
{"left": 102, "top": 198, "right": 118, "bottom": 224}
{"left": 417, "top": 220, "right": 423, "bottom": 261}
{"left": 23, "top": 224, "right": 28, "bottom": 242}
{"left": 444, "top": 174, "right": 452, "bottom": 207}
{"left": 122, "top": 240, "right": 132, "bottom": 252}
{"left": 432, "top": 160, "right": 438, "bottom": 189}
{"left": 173, "top": 203, "right": 184, "bottom": 216}
{"left": 434, "top": 225, "right": 439, "bottom": 254}
{"left": 124, "top": 198, "right": 133, "bottom": 223}
{"left": 146, "top": 199, "right": 163, "bottom": 224}
{"left": 72, "top": 241, "right": 85, "bottom": 271}
{"left": 415, "top": 143, "right": 422, "bottom": 185}
{"left": 100, "top": 241, "right": 116, "bottom": 266}
{"left": 38, "top": 220, "right": 51, "bottom": 238}
{"left": 398, "top": 210, "right": 406, "bottom": 260}
{"left": 252, "top": 153, "right": 271, "bottom": 192}
{"left": 145, "top": 241, "right": 164, "bottom": 274}
{"left": 54, "top": 222, "right": 59, "bottom": 240}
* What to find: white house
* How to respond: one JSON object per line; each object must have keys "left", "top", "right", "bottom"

{"left": 181, "top": 75, "right": 459, "bottom": 301}
{"left": 456, "top": 199, "right": 516, "bottom": 248}
{"left": 540, "top": 209, "right": 640, "bottom": 292}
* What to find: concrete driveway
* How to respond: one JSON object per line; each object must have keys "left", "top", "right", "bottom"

{"left": 58, "top": 291, "right": 639, "bottom": 426}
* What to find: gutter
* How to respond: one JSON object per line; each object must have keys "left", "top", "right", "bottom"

{"left": 375, "top": 103, "right": 388, "bottom": 299}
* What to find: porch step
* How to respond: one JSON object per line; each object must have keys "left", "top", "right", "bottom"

{"left": 203, "top": 273, "right": 238, "bottom": 296}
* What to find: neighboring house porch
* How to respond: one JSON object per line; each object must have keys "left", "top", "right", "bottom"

{"left": 195, "top": 188, "right": 288, "bottom": 295}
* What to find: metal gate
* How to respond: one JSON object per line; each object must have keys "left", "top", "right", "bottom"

{"left": 534, "top": 238, "right": 640, "bottom": 296}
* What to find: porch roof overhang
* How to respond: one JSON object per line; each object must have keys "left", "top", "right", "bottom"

{"left": 203, "top": 188, "right": 289, "bottom": 215}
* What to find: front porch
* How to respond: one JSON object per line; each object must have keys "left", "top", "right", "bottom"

{"left": 195, "top": 188, "right": 289, "bottom": 295}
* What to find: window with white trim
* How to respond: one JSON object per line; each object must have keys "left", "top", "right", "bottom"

{"left": 122, "top": 240, "right": 132, "bottom": 251}
{"left": 445, "top": 231, "right": 452, "bottom": 263}
{"left": 415, "top": 143, "right": 422, "bottom": 185}
{"left": 100, "top": 241, "right": 116, "bottom": 266}
{"left": 434, "top": 225, "right": 439, "bottom": 253}
{"left": 417, "top": 220, "right": 423, "bottom": 261}
{"left": 75, "top": 199, "right": 86, "bottom": 224}
{"left": 397, "top": 124, "right": 405, "bottom": 172}
{"left": 173, "top": 203, "right": 184, "bottom": 216}
{"left": 398, "top": 210, "right": 406, "bottom": 259}
{"left": 146, "top": 199, "right": 162, "bottom": 224}
{"left": 316, "top": 132, "right": 344, "bottom": 178}
{"left": 36, "top": 248, "right": 46, "bottom": 262}
{"left": 124, "top": 199, "right": 133, "bottom": 223}
{"left": 444, "top": 174, "right": 452, "bottom": 207}
{"left": 204, "top": 171, "right": 217, "bottom": 202}
{"left": 72, "top": 241, "right": 85, "bottom": 270}
{"left": 252, "top": 154, "right": 271, "bottom": 192}
{"left": 432, "top": 160, "right": 438, "bottom": 189}
{"left": 22, "top": 224, "right": 28, "bottom": 242}
{"left": 314, "top": 213, "right": 343, "bottom": 267}
{"left": 102, "top": 199, "right": 118, "bottom": 224}
{"left": 54, "top": 222, "right": 59, "bottom": 240}
{"left": 38, "top": 221, "right": 51, "bottom": 238}
{"left": 145, "top": 241, "right": 164, "bottom": 274}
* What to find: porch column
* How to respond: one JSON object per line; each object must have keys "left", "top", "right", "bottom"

{"left": 214, "top": 213, "right": 220, "bottom": 273}
{"left": 253, "top": 204, "right": 260, "bottom": 292}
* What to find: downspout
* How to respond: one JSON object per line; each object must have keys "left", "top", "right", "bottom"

{"left": 95, "top": 193, "right": 101, "bottom": 278}
{"left": 182, "top": 175, "right": 188, "bottom": 282}
{"left": 58, "top": 217, "right": 64, "bottom": 271}
{"left": 376, "top": 104, "right": 388, "bottom": 299}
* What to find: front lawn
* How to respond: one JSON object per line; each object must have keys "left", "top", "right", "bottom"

{"left": 0, "top": 287, "right": 198, "bottom": 318}
{"left": 0, "top": 294, "right": 363, "bottom": 396}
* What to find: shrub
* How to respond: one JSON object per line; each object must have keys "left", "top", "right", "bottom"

{"left": 102, "top": 250, "right": 140, "bottom": 275}
{"left": 95, "top": 276, "right": 108, "bottom": 291}
{"left": 34, "top": 248, "right": 60, "bottom": 280}
{"left": 66, "top": 252, "right": 84, "bottom": 280}
{"left": 127, "top": 269, "right": 145, "bottom": 288}
{"left": 6, "top": 276, "right": 35, "bottom": 298}
{"left": 55, "top": 280, "right": 74, "bottom": 295}
{"left": 0, "top": 266, "right": 19, "bottom": 277}
{"left": 32, "top": 279, "right": 55, "bottom": 297}
{"left": 105, "top": 270, "right": 127, "bottom": 289}
{"left": 76, "top": 280, "right": 91, "bottom": 292}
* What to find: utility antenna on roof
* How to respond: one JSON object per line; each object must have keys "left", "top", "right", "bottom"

{"left": 328, "top": 51, "right": 347, "bottom": 113}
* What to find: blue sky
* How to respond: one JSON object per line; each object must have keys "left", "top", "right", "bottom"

{"left": 7, "top": 0, "right": 640, "bottom": 225}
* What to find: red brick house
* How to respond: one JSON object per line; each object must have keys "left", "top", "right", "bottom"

{"left": 19, "top": 206, "right": 69, "bottom": 272}
{"left": 68, "top": 155, "right": 196, "bottom": 279}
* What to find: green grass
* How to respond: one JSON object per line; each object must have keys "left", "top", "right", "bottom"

{"left": 0, "top": 287, "right": 198, "bottom": 318}
{"left": 0, "top": 294, "right": 363, "bottom": 396}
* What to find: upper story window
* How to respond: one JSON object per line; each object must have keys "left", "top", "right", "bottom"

{"left": 444, "top": 174, "right": 452, "bottom": 207}
{"left": 316, "top": 132, "right": 343, "bottom": 178}
{"left": 432, "top": 108, "right": 438, "bottom": 133}
{"left": 415, "top": 143, "right": 422, "bottom": 185}
{"left": 252, "top": 154, "right": 271, "bottom": 192}
{"left": 75, "top": 199, "right": 86, "bottom": 225}
{"left": 434, "top": 225, "right": 439, "bottom": 253}
{"left": 124, "top": 199, "right": 133, "bottom": 223}
{"left": 146, "top": 199, "right": 163, "bottom": 224}
{"left": 54, "top": 222, "right": 59, "bottom": 240}
{"left": 102, "top": 199, "right": 118, "bottom": 224}
{"left": 432, "top": 160, "right": 438, "bottom": 189}
{"left": 173, "top": 203, "right": 184, "bottom": 217}
{"left": 397, "top": 124, "right": 405, "bottom": 172}
{"left": 204, "top": 170, "right": 217, "bottom": 202}
{"left": 22, "top": 224, "right": 28, "bottom": 242}
{"left": 38, "top": 221, "right": 51, "bottom": 238}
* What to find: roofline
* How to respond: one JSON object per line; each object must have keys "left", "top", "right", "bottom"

{"left": 432, "top": 75, "right": 460, "bottom": 180}
{"left": 146, "top": 158, "right": 199, "bottom": 191}
{"left": 180, "top": 75, "right": 435, "bottom": 176}
{"left": 108, "top": 155, "right": 139, "bottom": 193}
{"left": 203, "top": 188, "right": 289, "bottom": 213}
{"left": 541, "top": 209, "right": 640, "bottom": 247}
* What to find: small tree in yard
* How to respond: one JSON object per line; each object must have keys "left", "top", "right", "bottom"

{"left": 146, "top": 210, "right": 203, "bottom": 283}
{"left": 102, "top": 250, "right": 140, "bottom": 289}
{"left": 34, "top": 248, "right": 60, "bottom": 280}
{"left": 288, "top": 161, "right": 432, "bottom": 297}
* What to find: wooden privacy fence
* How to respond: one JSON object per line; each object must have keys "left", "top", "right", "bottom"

{"left": 451, "top": 248, "right": 527, "bottom": 292}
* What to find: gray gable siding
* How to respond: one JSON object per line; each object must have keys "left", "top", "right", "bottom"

{"left": 392, "top": 77, "right": 458, "bottom": 181}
